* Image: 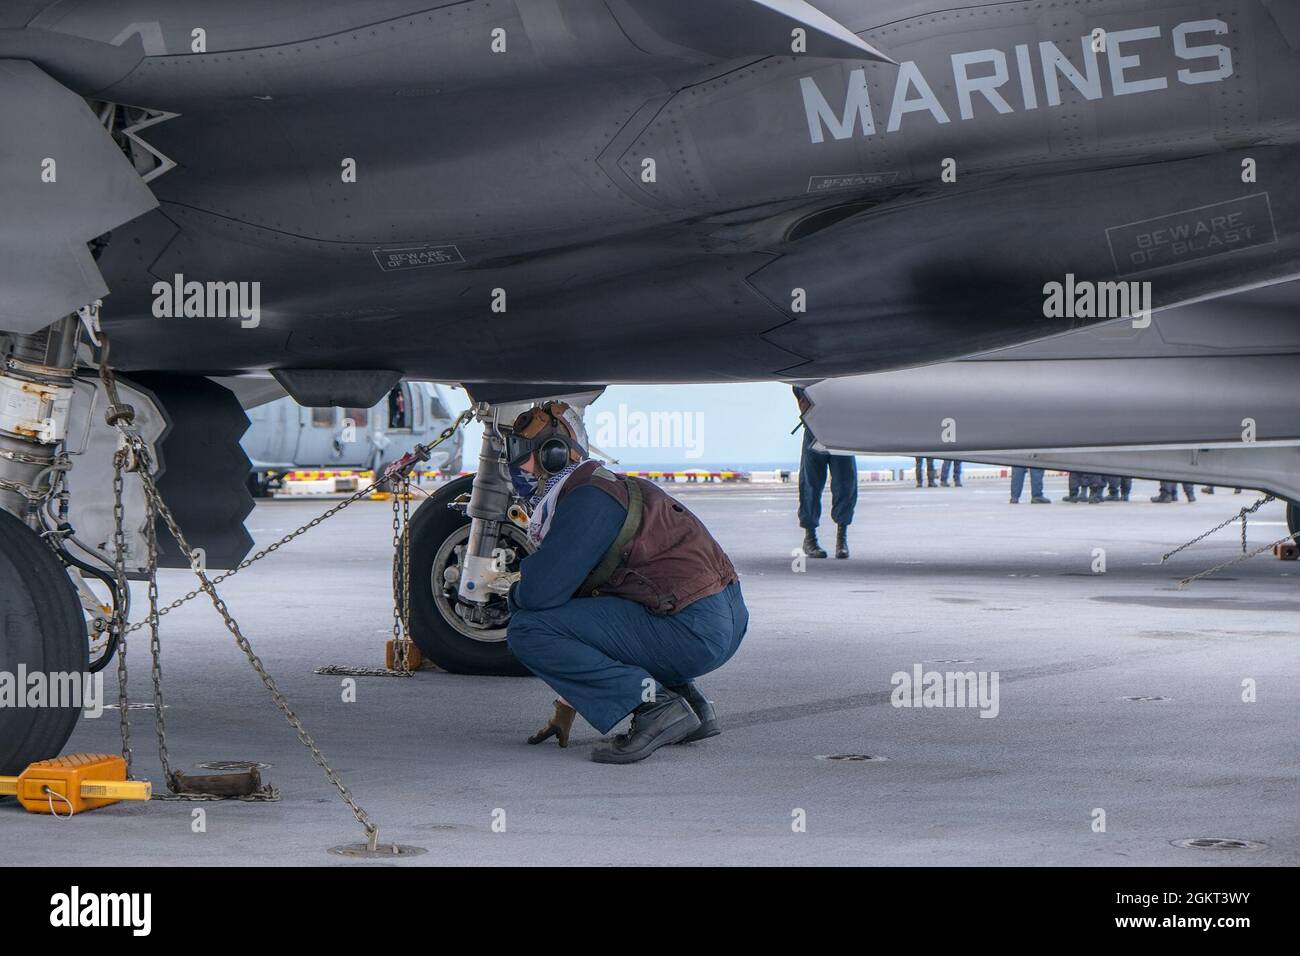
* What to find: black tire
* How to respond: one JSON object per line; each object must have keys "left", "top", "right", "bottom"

{"left": 407, "top": 475, "right": 532, "bottom": 676}
{"left": 0, "top": 510, "right": 88, "bottom": 774}
{"left": 1288, "top": 500, "right": 1299, "bottom": 539}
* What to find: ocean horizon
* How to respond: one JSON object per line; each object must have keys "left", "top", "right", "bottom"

{"left": 601, "top": 457, "right": 936, "bottom": 472}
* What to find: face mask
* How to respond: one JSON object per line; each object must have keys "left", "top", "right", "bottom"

{"left": 510, "top": 465, "right": 538, "bottom": 500}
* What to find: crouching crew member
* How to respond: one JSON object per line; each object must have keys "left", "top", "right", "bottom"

{"left": 504, "top": 403, "right": 749, "bottom": 764}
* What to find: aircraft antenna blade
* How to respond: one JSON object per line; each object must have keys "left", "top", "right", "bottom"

{"left": 617, "top": 0, "right": 896, "bottom": 64}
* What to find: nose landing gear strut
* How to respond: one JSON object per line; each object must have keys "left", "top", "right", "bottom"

{"left": 457, "top": 405, "right": 518, "bottom": 615}
{"left": 404, "top": 403, "right": 535, "bottom": 676}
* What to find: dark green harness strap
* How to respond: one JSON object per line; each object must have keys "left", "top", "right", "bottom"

{"left": 578, "top": 474, "right": 644, "bottom": 597}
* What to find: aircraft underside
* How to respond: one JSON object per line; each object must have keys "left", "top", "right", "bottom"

{"left": 70, "top": 138, "right": 1300, "bottom": 385}
{"left": 4, "top": 0, "right": 1300, "bottom": 384}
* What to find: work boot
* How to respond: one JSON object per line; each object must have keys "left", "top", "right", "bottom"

{"left": 590, "top": 691, "right": 700, "bottom": 764}
{"left": 1062, "top": 492, "right": 1080, "bottom": 503}
{"left": 1031, "top": 496, "right": 1051, "bottom": 504}
{"left": 1009, "top": 497, "right": 1020, "bottom": 504}
{"left": 1186, "top": 489, "right": 1197, "bottom": 502}
{"left": 669, "top": 682, "right": 720, "bottom": 743}
{"left": 835, "top": 524, "right": 849, "bottom": 559}
{"left": 1151, "top": 491, "right": 1174, "bottom": 503}
{"left": 802, "top": 529, "right": 827, "bottom": 559}
{"left": 1088, "top": 490, "right": 1105, "bottom": 503}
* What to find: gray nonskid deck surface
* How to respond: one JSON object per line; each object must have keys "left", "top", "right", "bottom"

{"left": 5, "top": 478, "right": 1296, "bottom": 866}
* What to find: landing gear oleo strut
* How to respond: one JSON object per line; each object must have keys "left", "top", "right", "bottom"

{"left": 0, "top": 315, "right": 78, "bottom": 525}
{"left": 404, "top": 403, "right": 534, "bottom": 676}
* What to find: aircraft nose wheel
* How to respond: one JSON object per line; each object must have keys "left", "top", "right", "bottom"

{"left": 1288, "top": 500, "right": 1299, "bottom": 541}
{"left": 405, "top": 475, "right": 533, "bottom": 676}
{"left": 0, "top": 509, "right": 89, "bottom": 774}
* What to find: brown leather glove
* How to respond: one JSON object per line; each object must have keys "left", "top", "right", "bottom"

{"left": 527, "top": 699, "right": 576, "bottom": 747}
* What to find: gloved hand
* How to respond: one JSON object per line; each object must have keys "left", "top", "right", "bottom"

{"left": 486, "top": 570, "right": 521, "bottom": 596}
{"left": 527, "top": 699, "right": 576, "bottom": 747}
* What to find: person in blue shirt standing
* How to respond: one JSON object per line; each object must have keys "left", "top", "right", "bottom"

{"left": 914, "top": 457, "right": 937, "bottom": 487}
{"left": 1009, "top": 466, "right": 1051, "bottom": 504}
{"left": 793, "top": 387, "right": 857, "bottom": 559}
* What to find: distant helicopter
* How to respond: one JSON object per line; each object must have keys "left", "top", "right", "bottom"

{"left": 241, "top": 382, "right": 465, "bottom": 496}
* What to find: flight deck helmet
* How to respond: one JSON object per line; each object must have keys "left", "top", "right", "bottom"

{"left": 506, "top": 402, "right": 588, "bottom": 476}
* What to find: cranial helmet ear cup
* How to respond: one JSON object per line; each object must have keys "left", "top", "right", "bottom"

{"left": 538, "top": 437, "right": 570, "bottom": 474}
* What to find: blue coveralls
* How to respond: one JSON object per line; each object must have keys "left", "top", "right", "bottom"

{"left": 506, "top": 483, "right": 749, "bottom": 734}
{"left": 914, "top": 457, "right": 937, "bottom": 487}
{"left": 798, "top": 427, "right": 858, "bottom": 530}
{"left": 1010, "top": 466, "right": 1045, "bottom": 500}
{"left": 1106, "top": 475, "right": 1134, "bottom": 497}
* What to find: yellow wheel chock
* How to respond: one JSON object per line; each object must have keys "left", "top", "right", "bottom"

{"left": 0, "top": 754, "right": 151, "bottom": 816}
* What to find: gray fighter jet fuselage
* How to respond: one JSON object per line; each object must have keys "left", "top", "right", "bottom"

{"left": 5, "top": 0, "right": 1300, "bottom": 755}
{"left": 4, "top": 0, "right": 1299, "bottom": 389}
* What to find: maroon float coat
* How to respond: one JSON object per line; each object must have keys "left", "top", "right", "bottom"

{"left": 556, "top": 461, "right": 737, "bottom": 615}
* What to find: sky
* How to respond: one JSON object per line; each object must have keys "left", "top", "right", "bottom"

{"left": 445, "top": 382, "right": 917, "bottom": 470}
